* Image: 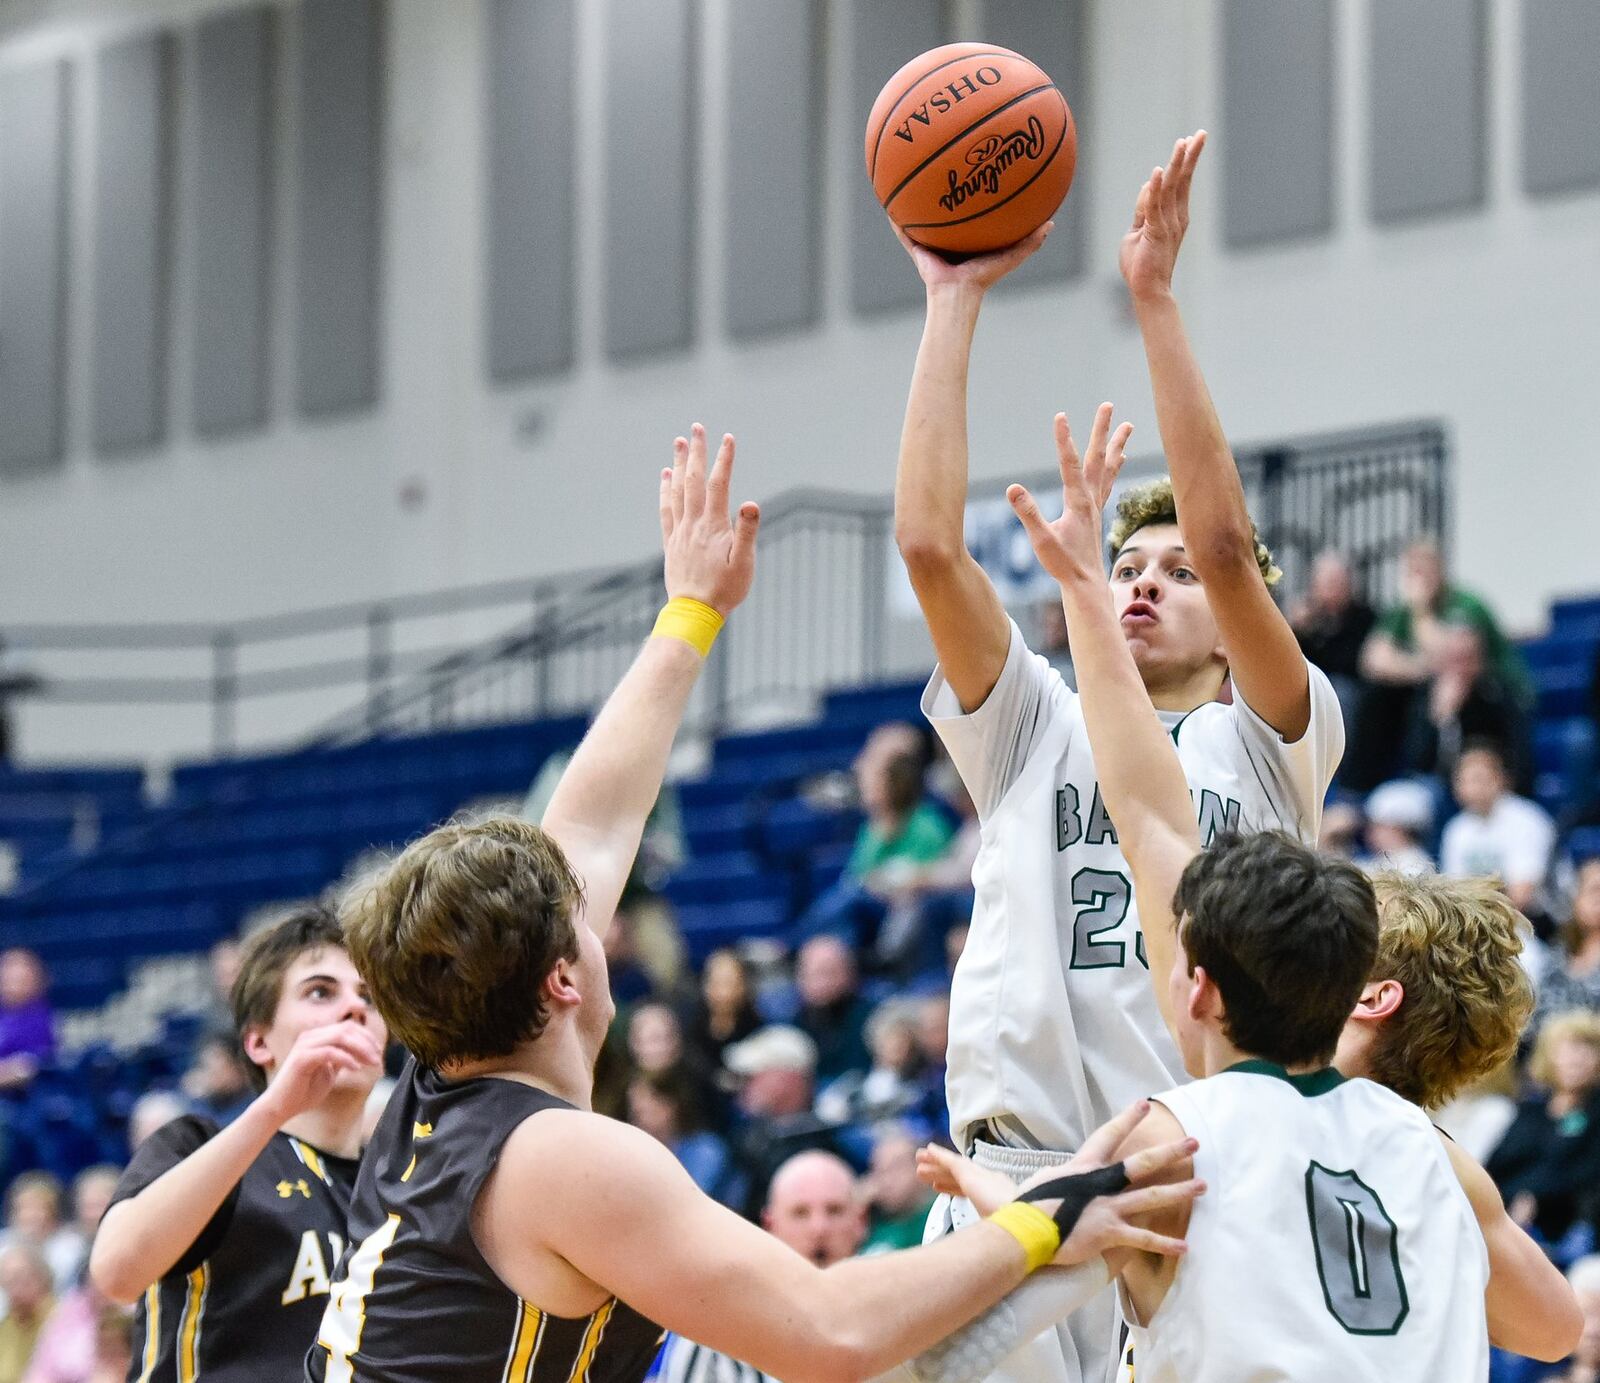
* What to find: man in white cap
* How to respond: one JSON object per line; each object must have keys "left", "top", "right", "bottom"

{"left": 1363, "top": 780, "right": 1436, "bottom": 876}
{"left": 723, "top": 1025, "right": 837, "bottom": 1218}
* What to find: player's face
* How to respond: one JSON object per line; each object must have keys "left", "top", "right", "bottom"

{"left": 1167, "top": 931, "right": 1207, "bottom": 1078}
{"left": 1108, "top": 524, "right": 1226, "bottom": 688}
{"left": 259, "top": 947, "right": 387, "bottom": 1095}
{"left": 573, "top": 921, "right": 616, "bottom": 1050}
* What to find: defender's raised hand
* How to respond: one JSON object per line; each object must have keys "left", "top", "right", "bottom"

{"left": 1119, "top": 131, "right": 1206, "bottom": 304}
{"left": 1007, "top": 404, "right": 1133, "bottom": 587}
{"left": 893, "top": 221, "right": 1053, "bottom": 296}
{"left": 660, "top": 424, "right": 760, "bottom": 618}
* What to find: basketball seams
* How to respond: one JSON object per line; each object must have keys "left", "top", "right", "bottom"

{"left": 866, "top": 47, "right": 1026, "bottom": 180}
{"left": 898, "top": 103, "right": 1071, "bottom": 234}
{"left": 880, "top": 82, "right": 1057, "bottom": 210}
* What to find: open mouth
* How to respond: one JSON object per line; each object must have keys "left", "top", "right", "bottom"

{"left": 1121, "top": 601, "right": 1159, "bottom": 627}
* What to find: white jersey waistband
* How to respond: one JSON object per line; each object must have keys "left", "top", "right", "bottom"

{"left": 971, "top": 1139, "right": 1077, "bottom": 1177}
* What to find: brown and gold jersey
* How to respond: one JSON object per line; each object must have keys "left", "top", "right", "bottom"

{"left": 111, "top": 1115, "right": 358, "bottom": 1383}
{"left": 306, "top": 1059, "right": 664, "bottom": 1383}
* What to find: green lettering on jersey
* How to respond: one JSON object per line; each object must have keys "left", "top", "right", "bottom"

{"left": 1056, "top": 785, "right": 1082, "bottom": 850}
{"left": 1197, "top": 789, "right": 1242, "bottom": 845}
{"left": 1084, "top": 785, "right": 1119, "bottom": 846}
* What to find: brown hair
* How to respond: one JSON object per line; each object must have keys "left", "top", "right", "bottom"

{"left": 1108, "top": 476, "right": 1281, "bottom": 587}
{"left": 340, "top": 817, "right": 585, "bottom": 1069}
{"left": 231, "top": 907, "right": 347, "bottom": 1091}
{"left": 1174, "top": 832, "right": 1377, "bottom": 1067}
{"left": 1560, "top": 857, "right": 1600, "bottom": 958}
{"left": 1364, "top": 872, "right": 1533, "bottom": 1109}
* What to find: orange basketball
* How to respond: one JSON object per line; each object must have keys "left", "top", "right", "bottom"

{"left": 865, "top": 42, "right": 1077, "bottom": 256}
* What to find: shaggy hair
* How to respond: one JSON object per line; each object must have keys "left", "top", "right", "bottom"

{"left": 1364, "top": 873, "right": 1533, "bottom": 1109}
{"left": 1108, "top": 476, "right": 1282, "bottom": 587}
{"left": 341, "top": 816, "right": 586, "bottom": 1069}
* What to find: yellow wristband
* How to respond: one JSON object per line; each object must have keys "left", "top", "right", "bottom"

{"left": 652, "top": 597, "right": 725, "bottom": 657}
{"left": 988, "top": 1201, "right": 1061, "bottom": 1273}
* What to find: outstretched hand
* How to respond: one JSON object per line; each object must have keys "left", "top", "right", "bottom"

{"left": 1007, "top": 404, "right": 1133, "bottom": 587}
{"left": 1119, "top": 130, "right": 1206, "bottom": 303}
{"left": 893, "top": 221, "right": 1053, "bottom": 296}
{"left": 660, "top": 425, "right": 760, "bottom": 617}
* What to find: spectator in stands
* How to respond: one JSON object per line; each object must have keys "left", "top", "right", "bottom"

{"left": 1542, "top": 1254, "right": 1600, "bottom": 1383}
{"left": 627, "top": 1000, "right": 712, "bottom": 1123}
{"left": 815, "top": 999, "right": 924, "bottom": 1129}
{"left": 1363, "top": 779, "right": 1436, "bottom": 876}
{"left": 1353, "top": 540, "right": 1530, "bottom": 789}
{"left": 1536, "top": 859, "right": 1600, "bottom": 1030}
{"left": 683, "top": 947, "right": 761, "bottom": 1072}
{"left": 1317, "top": 800, "right": 1364, "bottom": 859}
{"left": 0, "top": 950, "right": 54, "bottom": 1090}
{"left": 794, "top": 730, "right": 954, "bottom": 949}
{"left": 1404, "top": 622, "right": 1528, "bottom": 787}
{"left": 653, "top": 1150, "right": 864, "bottom": 1381}
{"left": 202, "top": 938, "right": 243, "bottom": 1032}
{"left": 124, "top": 1091, "right": 186, "bottom": 1154}
{"left": 1291, "top": 550, "right": 1375, "bottom": 727}
{"left": 20, "top": 1279, "right": 120, "bottom": 1383}
{"left": 912, "top": 994, "right": 951, "bottom": 1134}
{"left": 0, "top": 1175, "right": 81, "bottom": 1291}
{"left": 1442, "top": 741, "right": 1557, "bottom": 919}
{"left": 59, "top": 1168, "right": 118, "bottom": 1289}
{"left": 601, "top": 904, "right": 655, "bottom": 1007}
{"left": 722, "top": 1025, "right": 837, "bottom": 1218}
{"left": 85, "top": 1305, "right": 131, "bottom": 1383}
{"left": 868, "top": 777, "right": 980, "bottom": 979}
{"left": 1487, "top": 1011, "right": 1600, "bottom": 1254}
{"left": 0, "top": 1244, "right": 54, "bottom": 1383}
{"left": 793, "top": 936, "right": 873, "bottom": 1082}
{"left": 859, "top": 1124, "right": 936, "bottom": 1254}
{"left": 181, "top": 1032, "right": 254, "bottom": 1125}
{"left": 626, "top": 1068, "right": 737, "bottom": 1207}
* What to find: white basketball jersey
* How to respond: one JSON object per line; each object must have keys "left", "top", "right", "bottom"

{"left": 924, "top": 620, "right": 1344, "bottom": 1155}
{"left": 1127, "top": 1065, "right": 1489, "bottom": 1383}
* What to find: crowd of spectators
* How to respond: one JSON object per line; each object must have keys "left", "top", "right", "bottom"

{"left": 0, "top": 535, "right": 1594, "bottom": 1378}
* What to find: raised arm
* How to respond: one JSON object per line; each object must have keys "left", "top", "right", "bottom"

{"left": 1009, "top": 409, "right": 1200, "bottom": 1027}
{"left": 1120, "top": 133, "right": 1310, "bottom": 740}
{"left": 893, "top": 225, "right": 1049, "bottom": 712}
{"left": 91, "top": 1021, "right": 383, "bottom": 1303}
{"left": 541, "top": 426, "right": 758, "bottom": 935}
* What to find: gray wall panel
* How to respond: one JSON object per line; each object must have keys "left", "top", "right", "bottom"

{"left": 724, "top": 0, "right": 822, "bottom": 339}
{"left": 93, "top": 33, "right": 172, "bottom": 453}
{"left": 850, "top": 0, "right": 948, "bottom": 314}
{"left": 485, "top": 0, "right": 576, "bottom": 380}
{"left": 1221, "top": 0, "right": 1335, "bottom": 247}
{"left": 1370, "top": 0, "right": 1485, "bottom": 222}
{"left": 604, "top": 0, "right": 696, "bottom": 358}
{"left": 192, "top": 7, "right": 273, "bottom": 437}
{"left": 1523, "top": 0, "right": 1600, "bottom": 195}
{"left": 979, "top": 0, "right": 1085, "bottom": 289}
{"left": 0, "top": 60, "right": 70, "bottom": 472}
{"left": 296, "top": 0, "right": 382, "bottom": 415}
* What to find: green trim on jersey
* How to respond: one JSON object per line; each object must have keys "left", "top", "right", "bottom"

{"left": 1224, "top": 1059, "right": 1346, "bottom": 1096}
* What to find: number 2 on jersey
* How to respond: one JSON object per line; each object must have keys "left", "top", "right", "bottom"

{"left": 1068, "top": 869, "right": 1146, "bottom": 969}
{"left": 1304, "top": 1163, "right": 1409, "bottom": 1335}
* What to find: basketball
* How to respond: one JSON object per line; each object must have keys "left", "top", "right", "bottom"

{"left": 865, "top": 42, "right": 1077, "bottom": 255}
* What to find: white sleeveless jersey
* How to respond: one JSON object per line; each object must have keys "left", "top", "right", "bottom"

{"left": 924, "top": 621, "right": 1343, "bottom": 1154}
{"left": 1128, "top": 1065, "right": 1489, "bottom": 1383}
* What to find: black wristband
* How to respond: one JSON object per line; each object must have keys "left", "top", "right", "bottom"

{"left": 1016, "top": 1162, "right": 1130, "bottom": 1241}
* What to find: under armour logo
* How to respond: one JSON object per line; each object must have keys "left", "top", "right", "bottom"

{"left": 277, "top": 1179, "right": 312, "bottom": 1199}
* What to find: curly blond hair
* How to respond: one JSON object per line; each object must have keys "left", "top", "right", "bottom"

{"left": 341, "top": 816, "right": 585, "bottom": 1068}
{"left": 1107, "top": 477, "right": 1282, "bottom": 587}
{"left": 1364, "top": 873, "right": 1533, "bottom": 1109}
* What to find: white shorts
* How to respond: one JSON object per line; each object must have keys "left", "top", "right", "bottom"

{"left": 921, "top": 1141, "right": 1124, "bottom": 1383}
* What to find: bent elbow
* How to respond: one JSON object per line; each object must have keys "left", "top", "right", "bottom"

{"left": 1541, "top": 1291, "right": 1586, "bottom": 1362}
{"left": 895, "top": 528, "right": 965, "bottom": 584}
{"left": 88, "top": 1242, "right": 150, "bottom": 1307}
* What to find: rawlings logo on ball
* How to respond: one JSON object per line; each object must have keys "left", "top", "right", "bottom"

{"left": 938, "top": 114, "right": 1048, "bottom": 211}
